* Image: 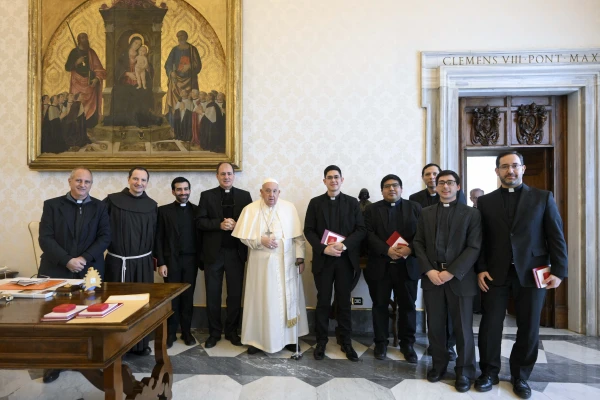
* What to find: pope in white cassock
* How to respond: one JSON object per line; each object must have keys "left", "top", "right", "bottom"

{"left": 232, "top": 178, "right": 309, "bottom": 354}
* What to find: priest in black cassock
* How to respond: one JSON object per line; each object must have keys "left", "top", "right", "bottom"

{"left": 104, "top": 166, "right": 158, "bottom": 356}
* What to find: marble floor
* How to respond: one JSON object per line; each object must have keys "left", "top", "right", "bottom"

{"left": 1, "top": 318, "right": 600, "bottom": 400}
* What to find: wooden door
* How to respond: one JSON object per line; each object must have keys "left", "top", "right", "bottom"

{"left": 459, "top": 96, "right": 568, "bottom": 328}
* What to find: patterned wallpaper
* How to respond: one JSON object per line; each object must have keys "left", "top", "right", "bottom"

{"left": 1, "top": 0, "right": 599, "bottom": 307}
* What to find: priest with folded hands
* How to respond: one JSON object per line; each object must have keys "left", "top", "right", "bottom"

{"left": 232, "top": 178, "right": 308, "bottom": 355}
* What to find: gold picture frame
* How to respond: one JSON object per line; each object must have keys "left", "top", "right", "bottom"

{"left": 27, "top": 0, "right": 242, "bottom": 171}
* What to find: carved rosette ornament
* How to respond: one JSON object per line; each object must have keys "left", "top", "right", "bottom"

{"left": 517, "top": 103, "right": 547, "bottom": 145}
{"left": 472, "top": 105, "right": 500, "bottom": 146}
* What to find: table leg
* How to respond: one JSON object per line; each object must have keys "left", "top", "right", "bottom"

{"left": 104, "top": 356, "right": 124, "bottom": 400}
{"left": 125, "top": 321, "right": 173, "bottom": 399}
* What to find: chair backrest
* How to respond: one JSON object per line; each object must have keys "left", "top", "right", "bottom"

{"left": 28, "top": 221, "right": 42, "bottom": 272}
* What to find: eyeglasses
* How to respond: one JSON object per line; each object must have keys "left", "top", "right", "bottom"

{"left": 498, "top": 164, "right": 523, "bottom": 171}
{"left": 383, "top": 183, "right": 400, "bottom": 189}
{"left": 437, "top": 180, "right": 457, "bottom": 187}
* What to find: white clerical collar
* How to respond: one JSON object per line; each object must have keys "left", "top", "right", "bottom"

{"left": 430, "top": 192, "right": 438, "bottom": 197}
{"left": 390, "top": 202, "right": 396, "bottom": 207}
{"left": 508, "top": 188, "right": 514, "bottom": 193}
{"left": 76, "top": 200, "right": 83, "bottom": 204}
{"left": 224, "top": 189, "right": 230, "bottom": 193}
{"left": 180, "top": 203, "right": 187, "bottom": 207}
{"left": 442, "top": 203, "right": 450, "bottom": 207}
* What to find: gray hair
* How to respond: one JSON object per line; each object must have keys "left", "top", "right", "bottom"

{"left": 69, "top": 167, "right": 93, "bottom": 181}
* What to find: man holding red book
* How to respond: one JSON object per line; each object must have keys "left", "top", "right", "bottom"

{"left": 475, "top": 151, "right": 568, "bottom": 399}
{"left": 364, "top": 174, "right": 422, "bottom": 362}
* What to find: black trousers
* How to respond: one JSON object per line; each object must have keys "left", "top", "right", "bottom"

{"left": 366, "top": 262, "right": 418, "bottom": 347}
{"left": 204, "top": 247, "right": 245, "bottom": 338}
{"left": 424, "top": 283, "right": 476, "bottom": 378}
{"left": 314, "top": 255, "right": 354, "bottom": 345}
{"left": 164, "top": 254, "right": 198, "bottom": 337}
{"left": 478, "top": 266, "right": 546, "bottom": 380}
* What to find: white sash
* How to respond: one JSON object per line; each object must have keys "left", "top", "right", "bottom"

{"left": 107, "top": 251, "right": 152, "bottom": 283}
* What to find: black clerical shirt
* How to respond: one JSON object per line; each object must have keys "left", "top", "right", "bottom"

{"left": 176, "top": 203, "right": 196, "bottom": 255}
{"left": 220, "top": 187, "right": 236, "bottom": 248}
{"left": 424, "top": 191, "right": 440, "bottom": 207}
{"left": 435, "top": 199, "right": 458, "bottom": 263}
{"left": 328, "top": 194, "right": 341, "bottom": 234}
{"left": 384, "top": 199, "right": 403, "bottom": 237}
{"left": 500, "top": 184, "right": 523, "bottom": 228}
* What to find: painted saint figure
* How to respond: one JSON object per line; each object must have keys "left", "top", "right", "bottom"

{"left": 64, "top": 33, "right": 106, "bottom": 128}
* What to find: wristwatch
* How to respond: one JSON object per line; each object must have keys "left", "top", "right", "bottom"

{"left": 295, "top": 260, "right": 304, "bottom": 266}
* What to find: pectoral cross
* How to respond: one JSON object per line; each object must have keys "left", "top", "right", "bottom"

{"left": 265, "top": 229, "right": 272, "bottom": 237}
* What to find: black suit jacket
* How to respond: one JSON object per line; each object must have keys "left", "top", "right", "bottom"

{"left": 476, "top": 184, "right": 568, "bottom": 287}
{"left": 195, "top": 186, "right": 252, "bottom": 265}
{"left": 155, "top": 201, "right": 203, "bottom": 269}
{"left": 409, "top": 188, "right": 467, "bottom": 208}
{"left": 364, "top": 199, "right": 422, "bottom": 281}
{"left": 414, "top": 202, "right": 482, "bottom": 296}
{"left": 304, "top": 192, "right": 367, "bottom": 276}
{"left": 38, "top": 195, "right": 111, "bottom": 278}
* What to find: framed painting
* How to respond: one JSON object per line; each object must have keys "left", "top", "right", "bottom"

{"left": 27, "top": 0, "right": 242, "bottom": 171}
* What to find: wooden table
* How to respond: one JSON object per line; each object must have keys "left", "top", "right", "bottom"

{"left": 0, "top": 282, "right": 189, "bottom": 400}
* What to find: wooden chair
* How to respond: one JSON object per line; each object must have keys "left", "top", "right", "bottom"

{"left": 28, "top": 221, "right": 42, "bottom": 272}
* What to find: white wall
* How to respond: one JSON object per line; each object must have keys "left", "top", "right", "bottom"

{"left": 1, "top": 0, "right": 599, "bottom": 308}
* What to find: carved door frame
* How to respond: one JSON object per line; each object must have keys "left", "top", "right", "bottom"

{"left": 421, "top": 54, "right": 600, "bottom": 335}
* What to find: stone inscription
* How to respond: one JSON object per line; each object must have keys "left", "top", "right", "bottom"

{"left": 442, "top": 53, "right": 599, "bottom": 66}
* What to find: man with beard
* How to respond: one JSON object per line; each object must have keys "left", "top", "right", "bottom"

{"left": 65, "top": 33, "right": 106, "bottom": 128}
{"left": 104, "top": 167, "right": 158, "bottom": 356}
{"left": 38, "top": 167, "right": 110, "bottom": 383}
{"left": 165, "top": 30, "right": 202, "bottom": 128}
{"left": 155, "top": 177, "right": 202, "bottom": 348}
{"left": 474, "top": 152, "right": 567, "bottom": 399}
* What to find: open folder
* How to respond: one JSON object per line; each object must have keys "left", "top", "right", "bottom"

{"left": 68, "top": 293, "right": 150, "bottom": 324}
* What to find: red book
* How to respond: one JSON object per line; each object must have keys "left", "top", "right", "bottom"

{"left": 386, "top": 231, "right": 409, "bottom": 247}
{"left": 320, "top": 229, "right": 346, "bottom": 245}
{"left": 87, "top": 303, "right": 110, "bottom": 312}
{"left": 52, "top": 304, "right": 76, "bottom": 313}
{"left": 532, "top": 266, "right": 551, "bottom": 288}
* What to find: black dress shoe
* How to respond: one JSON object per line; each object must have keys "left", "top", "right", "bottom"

{"left": 511, "top": 377, "right": 532, "bottom": 399}
{"left": 204, "top": 336, "right": 221, "bottom": 348}
{"left": 42, "top": 369, "right": 61, "bottom": 383}
{"left": 313, "top": 343, "right": 326, "bottom": 360}
{"left": 341, "top": 344, "right": 359, "bottom": 362}
{"left": 247, "top": 345, "right": 261, "bottom": 355}
{"left": 374, "top": 342, "right": 387, "bottom": 360}
{"left": 181, "top": 333, "right": 197, "bottom": 346}
{"left": 400, "top": 345, "right": 418, "bottom": 363}
{"left": 225, "top": 332, "right": 242, "bottom": 346}
{"left": 426, "top": 367, "right": 447, "bottom": 383}
{"left": 474, "top": 374, "right": 499, "bottom": 392}
{"left": 285, "top": 343, "right": 301, "bottom": 352}
{"left": 130, "top": 346, "right": 152, "bottom": 356}
{"left": 447, "top": 346, "right": 457, "bottom": 361}
{"left": 455, "top": 375, "right": 471, "bottom": 393}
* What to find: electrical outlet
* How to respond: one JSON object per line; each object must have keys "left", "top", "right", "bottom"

{"left": 352, "top": 297, "right": 363, "bottom": 305}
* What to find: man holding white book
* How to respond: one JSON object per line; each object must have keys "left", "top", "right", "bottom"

{"left": 364, "top": 174, "right": 422, "bottom": 362}
{"left": 304, "top": 165, "right": 366, "bottom": 361}
{"left": 475, "top": 151, "right": 568, "bottom": 399}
